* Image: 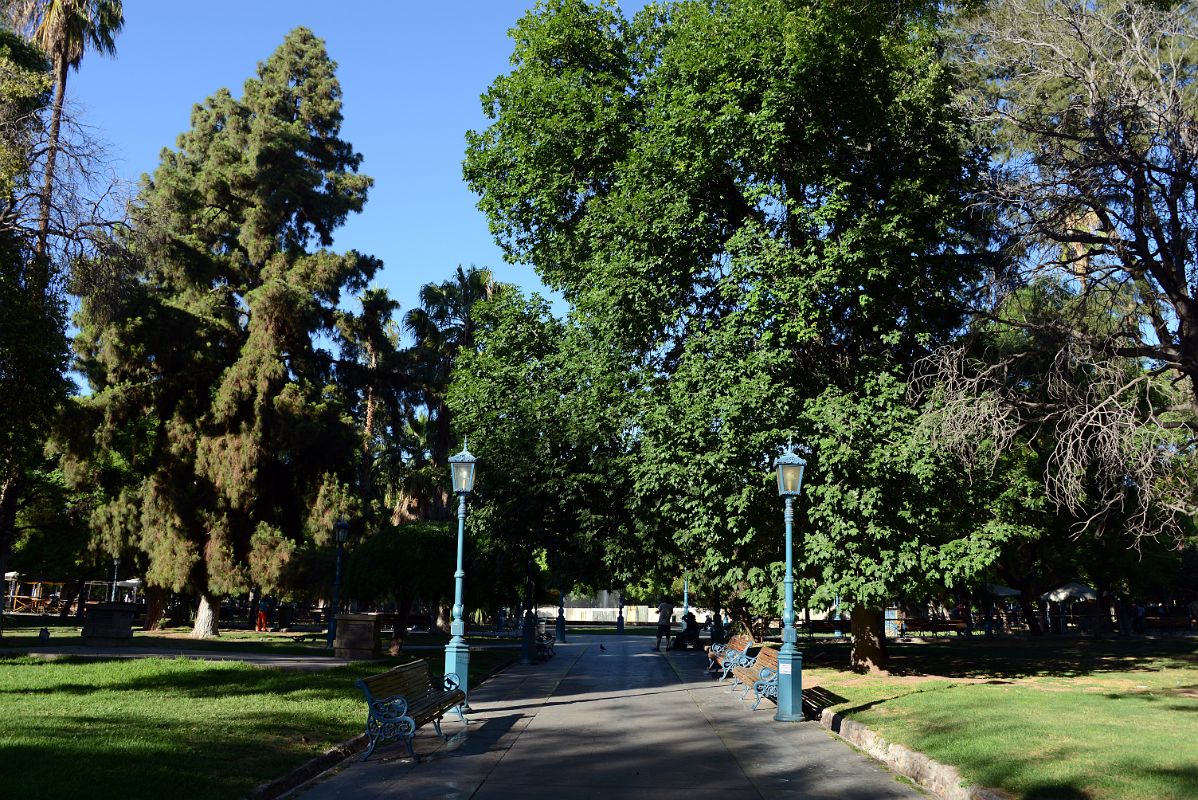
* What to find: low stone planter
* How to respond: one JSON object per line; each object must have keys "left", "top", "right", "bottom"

{"left": 82, "top": 602, "right": 138, "bottom": 647}
{"left": 334, "top": 613, "right": 395, "bottom": 659}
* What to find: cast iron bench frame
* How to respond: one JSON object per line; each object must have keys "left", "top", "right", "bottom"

{"left": 355, "top": 659, "right": 467, "bottom": 761}
{"left": 748, "top": 646, "right": 781, "bottom": 710}
{"left": 707, "top": 633, "right": 754, "bottom": 680}
{"left": 730, "top": 645, "right": 779, "bottom": 707}
{"left": 536, "top": 631, "right": 556, "bottom": 660}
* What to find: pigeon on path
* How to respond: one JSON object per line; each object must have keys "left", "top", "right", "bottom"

{"left": 599, "top": 643, "right": 607, "bottom": 651}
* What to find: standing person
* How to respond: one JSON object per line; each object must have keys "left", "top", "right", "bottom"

{"left": 256, "top": 596, "right": 270, "bottom": 632}
{"left": 654, "top": 596, "right": 674, "bottom": 651}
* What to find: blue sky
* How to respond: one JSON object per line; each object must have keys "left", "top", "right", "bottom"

{"left": 69, "top": 1, "right": 641, "bottom": 324}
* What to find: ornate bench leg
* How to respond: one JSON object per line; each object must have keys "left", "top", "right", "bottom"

{"left": 454, "top": 704, "right": 468, "bottom": 725}
{"left": 361, "top": 733, "right": 379, "bottom": 762}
{"left": 433, "top": 716, "right": 445, "bottom": 740}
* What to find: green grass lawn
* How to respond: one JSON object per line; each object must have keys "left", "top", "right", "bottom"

{"left": 798, "top": 637, "right": 1198, "bottom": 800}
{"left": 0, "top": 648, "right": 516, "bottom": 799}
{"left": 0, "top": 615, "right": 524, "bottom": 654}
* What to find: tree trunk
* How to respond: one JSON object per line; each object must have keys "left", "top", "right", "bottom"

{"left": 359, "top": 348, "right": 377, "bottom": 497}
{"left": 190, "top": 591, "right": 221, "bottom": 639}
{"left": 388, "top": 596, "right": 414, "bottom": 655}
{"left": 0, "top": 474, "right": 20, "bottom": 639}
{"left": 1093, "top": 582, "right": 1111, "bottom": 639}
{"left": 143, "top": 585, "right": 169, "bottom": 631}
{"left": 35, "top": 56, "right": 68, "bottom": 268}
{"left": 849, "top": 606, "right": 888, "bottom": 673}
{"left": 1018, "top": 595, "right": 1042, "bottom": 635}
{"left": 58, "top": 575, "right": 85, "bottom": 619}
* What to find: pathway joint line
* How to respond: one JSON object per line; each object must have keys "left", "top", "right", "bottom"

{"left": 663, "top": 649, "right": 768, "bottom": 800}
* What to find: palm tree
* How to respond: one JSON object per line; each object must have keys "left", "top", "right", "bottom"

{"left": 4, "top": 0, "right": 123, "bottom": 267}
{"left": 403, "top": 266, "right": 494, "bottom": 473}
{"left": 338, "top": 287, "right": 404, "bottom": 497}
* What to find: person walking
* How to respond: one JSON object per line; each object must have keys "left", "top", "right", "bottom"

{"left": 654, "top": 596, "right": 674, "bottom": 651}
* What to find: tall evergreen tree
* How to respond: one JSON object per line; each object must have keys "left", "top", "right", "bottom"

{"left": 68, "top": 27, "right": 376, "bottom": 637}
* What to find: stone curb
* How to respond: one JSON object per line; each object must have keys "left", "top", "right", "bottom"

{"left": 251, "top": 736, "right": 368, "bottom": 800}
{"left": 251, "top": 655, "right": 519, "bottom": 800}
{"left": 816, "top": 707, "right": 1013, "bottom": 800}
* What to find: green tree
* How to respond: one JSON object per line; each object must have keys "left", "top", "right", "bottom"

{"left": 0, "top": 26, "right": 64, "bottom": 639}
{"left": 948, "top": 0, "right": 1198, "bottom": 543}
{"left": 400, "top": 266, "right": 494, "bottom": 521}
{"left": 448, "top": 290, "right": 627, "bottom": 615}
{"left": 342, "top": 520, "right": 454, "bottom": 651}
{"left": 3, "top": 0, "right": 122, "bottom": 263}
{"left": 68, "top": 27, "right": 376, "bottom": 637}
{"left": 464, "top": 0, "right": 987, "bottom": 669}
{"left": 917, "top": 279, "right": 1196, "bottom": 632}
{"left": 337, "top": 286, "right": 404, "bottom": 501}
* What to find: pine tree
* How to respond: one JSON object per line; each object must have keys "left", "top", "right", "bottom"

{"left": 70, "top": 27, "right": 377, "bottom": 637}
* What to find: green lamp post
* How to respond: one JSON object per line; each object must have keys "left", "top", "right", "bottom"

{"left": 445, "top": 442, "right": 477, "bottom": 705}
{"left": 773, "top": 443, "right": 807, "bottom": 722}
{"left": 325, "top": 518, "right": 349, "bottom": 648}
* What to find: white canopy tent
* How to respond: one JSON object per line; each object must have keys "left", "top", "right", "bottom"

{"left": 984, "top": 583, "right": 1022, "bottom": 597}
{"left": 1041, "top": 581, "right": 1097, "bottom": 603}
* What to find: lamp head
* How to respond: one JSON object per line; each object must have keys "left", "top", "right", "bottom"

{"left": 774, "top": 443, "right": 807, "bottom": 497}
{"left": 334, "top": 518, "right": 350, "bottom": 543}
{"left": 448, "top": 440, "right": 478, "bottom": 495}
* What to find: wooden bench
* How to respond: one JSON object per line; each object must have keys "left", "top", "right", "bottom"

{"left": 707, "top": 633, "right": 753, "bottom": 680}
{"left": 355, "top": 659, "right": 467, "bottom": 761}
{"left": 796, "top": 618, "right": 847, "bottom": 638}
{"left": 901, "top": 619, "right": 967, "bottom": 637}
{"left": 730, "top": 646, "right": 779, "bottom": 706}
{"left": 746, "top": 646, "right": 780, "bottom": 710}
{"left": 1144, "top": 614, "right": 1192, "bottom": 633}
{"left": 536, "top": 631, "right": 556, "bottom": 660}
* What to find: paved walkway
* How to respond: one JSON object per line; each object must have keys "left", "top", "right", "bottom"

{"left": 296, "top": 634, "right": 927, "bottom": 800}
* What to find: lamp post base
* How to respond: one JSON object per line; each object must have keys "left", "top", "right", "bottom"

{"left": 774, "top": 647, "right": 803, "bottom": 722}
{"left": 444, "top": 636, "right": 471, "bottom": 707}
{"left": 519, "top": 609, "right": 537, "bottom": 665}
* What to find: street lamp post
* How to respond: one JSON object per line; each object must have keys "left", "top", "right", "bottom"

{"left": 774, "top": 443, "right": 808, "bottom": 722}
{"left": 616, "top": 590, "right": 625, "bottom": 635}
{"left": 110, "top": 556, "right": 120, "bottom": 602}
{"left": 556, "top": 591, "right": 567, "bottom": 643}
{"left": 519, "top": 570, "right": 537, "bottom": 665}
{"left": 445, "top": 443, "right": 477, "bottom": 704}
{"left": 682, "top": 575, "right": 690, "bottom": 646}
{"left": 326, "top": 519, "right": 350, "bottom": 648}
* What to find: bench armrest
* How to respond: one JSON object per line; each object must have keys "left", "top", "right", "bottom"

{"left": 443, "top": 673, "right": 461, "bottom": 692}
{"left": 369, "top": 694, "right": 410, "bottom": 720}
{"left": 757, "top": 666, "right": 777, "bottom": 682}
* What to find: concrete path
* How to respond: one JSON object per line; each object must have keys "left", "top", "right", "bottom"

{"left": 295, "top": 634, "right": 927, "bottom": 799}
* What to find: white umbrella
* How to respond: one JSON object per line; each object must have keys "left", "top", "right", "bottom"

{"left": 115, "top": 579, "right": 143, "bottom": 589}
{"left": 4, "top": 571, "right": 19, "bottom": 580}
{"left": 985, "top": 583, "right": 1022, "bottom": 597}
{"left": 1041, "top": 581, "right": 1097, "bottom": 603}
